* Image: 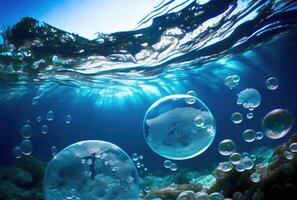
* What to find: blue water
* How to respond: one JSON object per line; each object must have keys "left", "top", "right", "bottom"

{"left": 1, "top": 1, "right": 297, "bottom": 199}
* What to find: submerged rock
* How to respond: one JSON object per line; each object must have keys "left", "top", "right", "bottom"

{"left": 144, "top": 183, "right": 203, "bottom": 200}
{"left": 0, "top": 156, "right": 45, "bottom": 200}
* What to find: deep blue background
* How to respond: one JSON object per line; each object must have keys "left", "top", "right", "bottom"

{"left": 0, "top": 29, "right": 297, "bottom": 174}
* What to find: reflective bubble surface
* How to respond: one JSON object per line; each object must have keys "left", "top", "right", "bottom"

{"left": 262, "top": 109, "right": 294, "bottom": 139}
{"left": 44, "top": 140, "right": 139, "bottom": 200}
{"left": 144, "top": 94, "right": 216, "bottom": 160}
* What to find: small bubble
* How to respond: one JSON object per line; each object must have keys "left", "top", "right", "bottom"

{"left": 231, "top": 112, "right": 243, "bottom": 124}
{"left": 32, "top": 96, "right": 39, "bottom": 106}
{"left": 243, "top": 129, "right": 256, "bottom": 142}
{"left": 21, "top": 124, "right": 32, "bottom": 138}
{"left": 229, "top": 153, "right": 242, "bottom": 165}
{"left": 164, "top": 160, "right": 172, "bottom": 168}
{"left": 41, "top": 125, "right": 48, "bottom": 134}
{"left": 289, "top": 143, "right": 297, "bottom": 153}
{"left": 247, "top": 113, "right": 253, "bottom": 119}
{"left": 46, "top": 111, "right": 54, "bottom": 121}
{"left": 13, "top": 146, "right": 23, "bottom": 159}
{"left": 266, "top": 77, "right": 279, "bottom": 90}
{"left": 218, "top": 139, "right": 236, "bottom": 156}
{"left": 283, "top": 150, "right": 294, "bottom": 160}
{"left": 36, "top": 116, "right": 42, "bottom": 123}
{"left": 51, "top": 146, "right": 58, "bottom": 156}
{"left": 170, "top": 163, "right": 177, "bottom": 171}
{"left": 250, "top": 172, "right": 260, "bottom": 183}
{"left": 194, "top": 116, "right": 204, "bottom": 127}
{"left": 132, "top": 153, "right": 138, "bottom": 161}
{"left": 65, "top": 115, "right": 72, "bottom": 124}
{"left": 255, "top": 132, "right": 264, "bottom": 140}
{"left": 20, "top": 139, "right": 32, "bottom": 155}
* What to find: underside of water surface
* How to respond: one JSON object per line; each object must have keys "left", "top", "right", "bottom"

{"left": 1, "top": 0, "right": 297, "bottom": 200}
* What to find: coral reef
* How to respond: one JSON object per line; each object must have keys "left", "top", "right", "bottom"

{"left": 145, "top": 133, "right": 297, "bottom": 200}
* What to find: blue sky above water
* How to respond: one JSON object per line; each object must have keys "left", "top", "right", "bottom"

{"left": 0, "top": 0, "right": 160, "bottom": 39}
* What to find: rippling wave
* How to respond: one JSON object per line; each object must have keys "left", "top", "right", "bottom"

{"left": 0, "top": 0, "right": 296, "bottom": 87}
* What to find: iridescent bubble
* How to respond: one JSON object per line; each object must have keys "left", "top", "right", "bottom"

{"left": 255, "top": 132, "right": 264, "bottom": 140}
{"left": 247, "top": 113, "right": 253, "bottom": 119}
{"left": 20, "top": 139, "right": 32, "bottom": 155}
{"left": 289, "top": 143, "right": 297, "bottom": 153}
{"left": 250, "top": 172, "right": 260, "bottom": 183}
{"left": 262, "top": 109, "right": 294, "bottom": 139}
{"left": 46, "top": 111, "right": 54, "bottom": 121}
{"left": 170, "top": 163, "right": 177, "bottom": 171}
{"left": 231, "top": 112, "right": 243, "bottom": 124}
{"left": 218, "top": 139, "right": 236, "bottom": 156}
{"left": 164, "top": 160, "right": 172, "bottom": 168}
{"left": 237, "top": 88, "right": 261, "bottom": 110}
{"left": 65, "top": 115, "right": 72, "bottom": 124}
{"left": 221, "top": 161, "right": 233, "bottom": 172}
{"left": 283, "top": 150, "right": 294, "bottom": 160}
{"left": 44, "top": 140, "right": 140, "bottom": 200}
{"left": 243, "top": 129, "right": 256, "bottom": 142}
{"left": 41, "top": 125, "right": 48, "bottom": 135}
{"left": 229, "top": 153, "right": 242, "bottom": 165}
{"left": 51, "top": 146, "right": 58, "bottom": 156}
{"left": 194, "top": 116, "right": 205, "bottom": 127}
{"left": 144, "top": 94, "right": 216, "bottom": 160}
{"left": 266, "top": 77, "right": 279, "bottom": 90}
{"left": 21, "top": 124, "right": 32, "bottom": 138}
{"left": 209, "top": 192, "right": 225, "bottom": 200}
{"left": 13, "top": 146, "right": 23, "bottom": 159}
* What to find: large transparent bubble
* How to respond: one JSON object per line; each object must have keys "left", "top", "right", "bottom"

{"left": 44, "top": 140, "right": 140, "bottom": 200}
{"left": 262, "top": 109, "right": 294, "bottom": 139}
{"left": 143, "top": 94, "right": 216, "bottom": 160}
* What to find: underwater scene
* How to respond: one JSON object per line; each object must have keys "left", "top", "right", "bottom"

{"left": 1, "top": 0, "right": 297, "bottom": 199}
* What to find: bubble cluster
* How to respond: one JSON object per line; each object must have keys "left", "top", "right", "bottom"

{"left": 21, "top": 124, "right": 32, "bottom": 138}
{"left": 262, "top": 109, "right": 294, "bottom": 139}
{"left": 266, "top": 77, "right": 279, "bottom": 90}
{"left": 237, "top": 88, "right": 261, "bottom": 110}
{"left": 44, "top": 140, "right": 140, "bottom": 200}
{"left": 218, "top": 139, "right": 236, "bottom": 156}
{"left": 231, "top": 112, "right": 243, "bottom": 124}
{"left": 224, "top": 75, "right": 240, "bottom": 89}
{"left": 144, "top": 94, "right": 216, "bottom": 160}
{"left": 242, "top": 129, "right": 256, "bottom": 142}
